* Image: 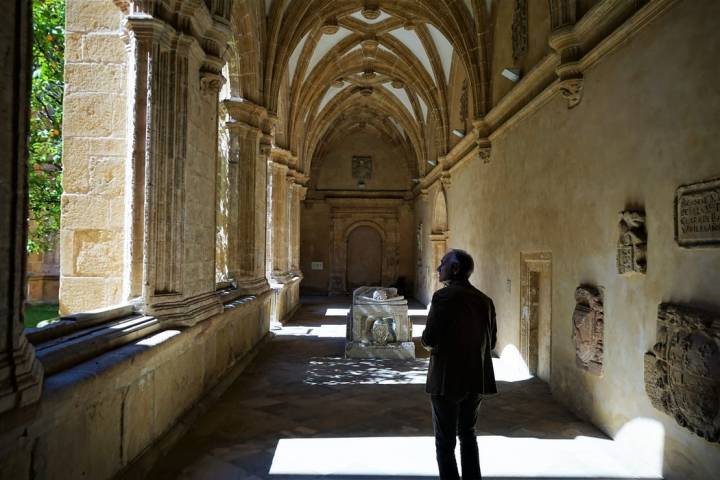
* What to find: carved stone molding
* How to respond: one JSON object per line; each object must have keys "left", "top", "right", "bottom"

{"left": 645, "top": 303, "right": 720, "bottom": 442}
{"left": 440, "top": 172, "right": 452, "bottom": 190}
{"left": 572, "top": 285, "right": 604, "bottom": 375}
{"left": 617, "top": 209, "right": 647, "bottom": 274}
{"left": 476, "top": 136, "right": 492, "bottom": 164}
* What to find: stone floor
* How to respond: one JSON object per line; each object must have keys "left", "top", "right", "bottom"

{"left": 146, "top": 297, "right": 661, "bottom": 480}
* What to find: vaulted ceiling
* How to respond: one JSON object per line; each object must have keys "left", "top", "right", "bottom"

{"left": 229, "top": 0, "right": 492, "bottom": 181}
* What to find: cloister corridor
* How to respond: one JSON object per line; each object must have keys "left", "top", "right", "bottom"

{"left": 146, "top": 297, "right": 661, "bottom": 480}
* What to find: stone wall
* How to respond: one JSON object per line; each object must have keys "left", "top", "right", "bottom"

{"left": 415, "top": 1, "right": 720, "bottom": 476}
{"left": 0, "top": 294, "right": 271, "bottom": 480}
{"left": 60, "top": 0, "right": 128, "bottom": 314}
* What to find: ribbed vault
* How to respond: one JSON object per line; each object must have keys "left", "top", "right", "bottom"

{"left": 231, "top": 0, "right": 492, "bottom": 183}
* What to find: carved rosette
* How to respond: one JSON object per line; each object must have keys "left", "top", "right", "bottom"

{"left": 645, "top": 303, "right": 720, "bottom": 442}
{"left": 572, "top": 285, "right": 604, "bottom": 375}
{"left": 617, "top": 209, "right": 647, "bottom": 274}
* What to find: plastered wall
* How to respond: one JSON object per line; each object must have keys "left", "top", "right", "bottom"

{"left": 416, "top": 1, "right": 720, "bottom": 477}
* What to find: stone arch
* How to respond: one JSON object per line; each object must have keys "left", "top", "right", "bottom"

{"left": 345, "top": 223, "right": 385, "bottom": 290}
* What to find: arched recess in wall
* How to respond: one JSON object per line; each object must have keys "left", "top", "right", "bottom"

{"left": 430, "top": 187, "right": 449, "bottom": 293}
{"left": 346, "top": 224, "right": 384, "bottom": 290}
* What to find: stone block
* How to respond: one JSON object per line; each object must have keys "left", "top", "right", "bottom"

{"left": 108, "top": 196, "right": 125, "bottom": 228}
{"left": 61, "top": 194, "right": 109, "bottom": 229}
{"left": 59, "top": 276, "right": 107, "bottom": 315}
{"left": 89, "top": 156, "right": 124, "bottom": 195}
{"left": 61, "top": 153, "right": 89, "bottom": 193}
{"left": 64, "top": 137, "right": 126, "bottom": 158}
{"left": 64, "top": 63, "right": 125, "bottom": 94}
{"left": 153, "top": 345, "right": 204, "bottom": 437}
{"left": 73, "top": 229, "right": 123, "bottom": 276}
{"left": 65, "top": 32, "right": 83, "bottom": 62}
{"left": 83, "top": 33, "right": 127, "bottom": 63}
{"left": 111, "top": 95, "right": 127, "bottom": 135}
{"left": 44, "top": 393, "right": 122, "bottom": 480}
{"left": 63, "top": 93, "right": 115, "bottom": 137}
{"left": 66, "top": 0, "right": 124, "bottom": 32}
{"left": 122, "top": 372, "right": 157, "bottom": 463}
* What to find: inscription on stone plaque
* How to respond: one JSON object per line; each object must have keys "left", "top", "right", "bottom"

{"left": 676, "top": 177, "right": 720, "bottom": 247}
{"left": 644, "top": 303, "right": 720, "bottom": 442}
{"left": 572, "top": 285, "right": 604, "bottom": 376}
{"left": 617, "top": 210, "right": 647, "bottom": 275}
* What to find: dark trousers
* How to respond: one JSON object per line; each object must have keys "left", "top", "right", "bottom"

{"left": 430, "top": 393, "right": 482, "bottom": 479}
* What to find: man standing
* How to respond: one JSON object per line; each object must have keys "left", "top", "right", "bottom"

{"left": 422, "top": 249, "right": 497, "bottom": 479}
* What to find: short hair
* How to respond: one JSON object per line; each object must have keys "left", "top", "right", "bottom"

{"left": 446, "top": 249, "right": 474, "bottom": 279}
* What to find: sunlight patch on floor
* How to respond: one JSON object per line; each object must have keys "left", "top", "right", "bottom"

{"left": 269, "top": 429, "right": 664, "bottom": 478}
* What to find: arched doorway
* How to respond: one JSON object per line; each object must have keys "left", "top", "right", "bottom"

{"left": 430, "top": 188, "right": 449, "bottom": 293}
{"left": 346, "top": 226, "right": 383, "bottom": 290}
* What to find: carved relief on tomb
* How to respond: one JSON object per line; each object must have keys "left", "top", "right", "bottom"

{"left": 512, "top": 0, "right": 529, "bottom": 62}
{"left": 572, "top": 285, "right": 604, "bottom": 375}
{"left": 645, "top": 303, "right": 720, "bottom": 442}
{"left": 675, "top": 177, "right": 720, "bottom": 248}
{"left": 617, "top": 210, "right": 647, "bottom": 275}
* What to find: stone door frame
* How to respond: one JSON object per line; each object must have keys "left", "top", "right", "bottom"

{"left": 328, "top": 208, "right": 399, "bottom": 295}
{"left": 520, "top": 252, "right": 552, "bottom": 380}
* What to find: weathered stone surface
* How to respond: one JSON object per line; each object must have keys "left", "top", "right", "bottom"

{"left": 676, "top": 177, "right": 720, "bottom": 247}
{"left": 82, "top": 33, "right": 127, "bottom": 63}
{"left": 63, "top": 93, "right": 116, "bottom": 137}
{"left": 572, "top": 285, "right": 604, "bottom": 376}
{"left": 645, "top": 303, "right": 720, "bottom": 442}
{"left": 346, "top": 286, "right": 414, "bottom": 359}
{"left": 64, "top": 63, "right": 125, "bottom": 94}
{"left": 617, "top": 209, "right": 647, "bottom": 274}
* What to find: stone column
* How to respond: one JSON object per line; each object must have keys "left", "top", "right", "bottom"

{"left": 0, "top": 0, "right": 43, "bottom": 414}
{"left": 430, "top": 233, "right": 448, "bottom": 294}
{"left": 268, "top": 161, "right": 290, "bottom": 281}
{"left": 289, "top": 183, "right": 306, "bottom": 275}
{"left": 223, "top": 98, "right": 271, "bottom": 294}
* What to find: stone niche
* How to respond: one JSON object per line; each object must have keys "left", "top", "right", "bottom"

{"left": 645, "top": 303, "right": 720, "bottom": 442}
{"left": 346, "top": 287, "right": 415, "bottom": 359}
{"left": 572, "top": 285, "right": 604, "bottom": 375}
{"left": 617, "top": 209, "right": 647, "bottom": 274}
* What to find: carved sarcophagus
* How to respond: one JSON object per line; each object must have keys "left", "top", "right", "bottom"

{"left": 346, "top": 286, "right": 415, "bottom": 359}
{"left": 645, "top": 303, "right": 720, "bottom": 442}
{"left": 572, "top": 285, "right": 604, "bottom": 376}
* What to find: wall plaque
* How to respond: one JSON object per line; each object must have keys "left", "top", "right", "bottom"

{"left": 645, "top": 303, "right": 720, "bottom": 442}
{"left": 676, "top": 177, "right": 720, "bottom": 247}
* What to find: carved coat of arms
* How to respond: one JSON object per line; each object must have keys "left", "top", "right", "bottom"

{"left": 572, "top": 285, "right": 604, "bottom": 376}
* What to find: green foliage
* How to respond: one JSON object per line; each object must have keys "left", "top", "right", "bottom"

{"left": 28, "top": 0, "right": 65, "bottom": 253}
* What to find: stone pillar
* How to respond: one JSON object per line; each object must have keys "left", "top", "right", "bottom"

{"left": 268, "top": 161, "right": 290, "bottom": 281}
{"left": 289, "top": 183, "right": 306, "bottom": 275}
{"left": 0, "top": 0, "right": 43, "bottom": 413}
{"left": 223, "top": 98, "right": 272, "bottom": 294}
{"left": 60, "top": 0, "right": 128, "bottom": 314}
{"left": 118, "top": 3, "right": 230, "bottom": 325}
{"left": 430, "top": 233, "right": 448, "bottom": 294}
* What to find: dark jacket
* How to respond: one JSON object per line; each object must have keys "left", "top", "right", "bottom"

{"left": 422, "top": 279, "right": 497, "bottom": 395}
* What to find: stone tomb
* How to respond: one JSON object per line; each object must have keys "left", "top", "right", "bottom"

{"left": 346, "top": 287, "right": 415, "bottom": 359}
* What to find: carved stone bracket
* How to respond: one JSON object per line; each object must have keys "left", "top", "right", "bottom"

{"left": 645, "top": 303, "right": 720, "bottom": 442}
{"left": 559, "top": 78, "right": 584, "bottom": 109}
{"left": 200, "top": 70, "right": 224, "bottom": 95}
{"left": 476, "top": 137, "right": 492, "bottom": 164}
{"left": 440, "top": 172, "right": 451, "bottom": 190}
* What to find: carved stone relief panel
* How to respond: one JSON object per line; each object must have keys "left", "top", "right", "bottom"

{"left": 572, "top": 285, "right": 604, "bottom": 375}
{"left": 675, "top": 177, "right": 720, "bottom": 248}
{"left": 645, "top": 303, "right": 720, "bottom": 442}
{"left": 459, "top": 79, "right": 468, "bottom": 125}
{"left": 617, "top": 209, "right": 647, "bottom": 274}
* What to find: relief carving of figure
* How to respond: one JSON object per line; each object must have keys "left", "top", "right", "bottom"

{"left": 572, "top": 285, "right": 604, "bottom": 375}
